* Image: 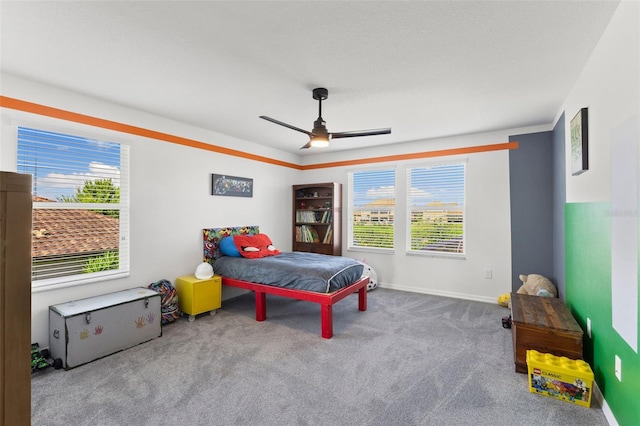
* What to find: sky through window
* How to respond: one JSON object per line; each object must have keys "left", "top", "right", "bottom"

{"left": 17, "top": 127, "right": 121, "bottom": 200}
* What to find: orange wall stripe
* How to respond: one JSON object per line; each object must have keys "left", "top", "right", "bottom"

{"left": 0, "top": 96, "right": 302, "bottom": 170}
{"left": 300, "top": 142, "right": 519, "bottom": 170}
{"left": 1, "top": 96, "right": 518, "bottom": 170}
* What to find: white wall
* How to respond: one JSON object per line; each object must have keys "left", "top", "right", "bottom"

{"left": 561, "top": 0, "right": 639, "bottom": 204}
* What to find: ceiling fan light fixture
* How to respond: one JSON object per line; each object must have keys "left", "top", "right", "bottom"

{"left": 309, "top": 135, "right": 330, "bottom": 148}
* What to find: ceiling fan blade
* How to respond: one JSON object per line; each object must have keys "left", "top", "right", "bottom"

{"left": 259, "top": 116, "right": 312, "bottom": 136}
{"left": 299, "top": 141, "right": 312, "bottom": 150}
{"left": 330, "top": 128, "right": 391, "bottom": 139}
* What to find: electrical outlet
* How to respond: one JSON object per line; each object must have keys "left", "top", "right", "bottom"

{"left": 484, "top": 269, "right": 492, "bottom": 279}
{"left": 615, "top": 355, "right": 622, "bottom": 381}
{"left": 587, "top": 317, "right": 591, "bottom": 338}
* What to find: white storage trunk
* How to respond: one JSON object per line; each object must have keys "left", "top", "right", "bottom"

{"left": 49, "top": 288, "right": 162, "bottom": 370}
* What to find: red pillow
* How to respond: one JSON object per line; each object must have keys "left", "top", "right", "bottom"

{"left": 233, "top": 234, "right": 281, "bottom": 259}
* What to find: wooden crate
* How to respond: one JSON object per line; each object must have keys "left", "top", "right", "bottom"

{"left": 510, "top": 293, "right": 583, "bottom": 373}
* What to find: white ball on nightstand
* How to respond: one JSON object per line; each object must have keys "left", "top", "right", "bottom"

{"left": 195, "top": 262, "right": 213, "bottom": 279}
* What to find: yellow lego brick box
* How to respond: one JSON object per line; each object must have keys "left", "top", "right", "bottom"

{"left": 526, "top": 350, "right": 594, "bottom": 408}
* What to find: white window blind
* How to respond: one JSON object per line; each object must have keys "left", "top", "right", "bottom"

{"left": 348, "top": 168, "right": 395, "bottom": 250}
{"left": 17, "top": 126, "right": 130, "bottom": 288}
{"left": 406, "top": 162, "right": 465, "bottom": 255}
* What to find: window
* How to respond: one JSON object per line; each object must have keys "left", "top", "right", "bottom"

{"left": 17, "top": 126, "right": 130, "bottom": 288}
{"left": 406, "top": 162, "right": 465, "bottom": 255}
{"left": 348, "top": 168, "right": 395, "bottom": 250}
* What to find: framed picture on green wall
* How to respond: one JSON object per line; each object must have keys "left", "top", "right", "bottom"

{"left": 570, "top": 108, "right": 589, "bottom": 176}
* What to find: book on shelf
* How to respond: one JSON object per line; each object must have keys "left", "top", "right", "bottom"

{"left": 320, "top": 210, "right": 332, "bottom": 223}
{"left": 322, "top": 225, "right": 333, "bottom": 244}
{"left": 296, "top": 225, "right": 320, "bottom": 243}
{"left": 296, "top": 209, "right": 332, "bottom": 223}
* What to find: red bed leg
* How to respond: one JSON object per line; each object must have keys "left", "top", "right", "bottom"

{"left": 358, "top": 286, "right": 367, "bottom": 311}
{"left": 321, "top": 304, "right": 333, "bottom": 339}
{"left": 255, "top": 291, "right": 266, "bottom": 321}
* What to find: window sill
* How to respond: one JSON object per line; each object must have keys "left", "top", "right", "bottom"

{"left": 31, "top": 271, "right": 130, "bottom": 293}
{"left": 347, "top": 247, "right": 395, "bottom": 255}
{"left": 406, "top": 250, "right": 466, "bottom": 260}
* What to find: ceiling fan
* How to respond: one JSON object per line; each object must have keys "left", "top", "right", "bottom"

{"left": 260, "top": 87, "right": 391, "bottom": 149}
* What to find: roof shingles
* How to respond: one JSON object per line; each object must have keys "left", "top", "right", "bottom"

{"left": 32, "top": 206, "right": 119, "bottom": 258}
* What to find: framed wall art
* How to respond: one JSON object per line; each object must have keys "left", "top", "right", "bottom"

{"left": 211, "top": 174, "right": 253, "bottom": 197}
{"left": 570, "top": 107, "right": 589, "bottom": 176}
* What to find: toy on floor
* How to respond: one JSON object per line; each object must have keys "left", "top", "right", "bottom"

{"left": 359, "top": 261, "right": 378, "bottom": 291}
{"left": 31, "top": 343, "right": 63, "bottom": 372}
{"left": 502, "top": 314, "right": 512, "bottom": 329}
{"left": 498, "top": 293, "right": 511, "bottom": 307}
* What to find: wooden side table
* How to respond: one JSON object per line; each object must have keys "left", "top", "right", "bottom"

{"left": 175, "top": 275, "right": 222, "bottom": 322}
{"left": 510, "top": 293, "right": 583, "bottom": 373}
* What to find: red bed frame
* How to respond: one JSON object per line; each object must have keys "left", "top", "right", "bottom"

{"left": 222, "top": 275, "right": 369, "bottom": 339}
{"left": 203, "top": 226, "right": 368, "bottom": 338}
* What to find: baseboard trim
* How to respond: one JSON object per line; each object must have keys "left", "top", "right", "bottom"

{"left": 378, "top": 283, "right": 498, "bottom": 304}
{"left": 593, "top": 381, "right": 617, "bottom": 425}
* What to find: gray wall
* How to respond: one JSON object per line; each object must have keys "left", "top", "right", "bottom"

{"left": 551, "top": 113, "right": 566, "bottom": 298}
{"left": 509, "top": 131, "right": 554, "bottom": 290}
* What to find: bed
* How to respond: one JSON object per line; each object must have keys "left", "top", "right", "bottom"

{"left": 203, "top": 226, "right": 368, "bottom": 338}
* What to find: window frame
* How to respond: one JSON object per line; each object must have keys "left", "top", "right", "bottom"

{"left": 405, "top": 160, "right": 466, "bottom": 258}
{"left": 15, "top": 123, "right": 131, "bottom": 291}
{"left": 347, "top": 166, "right": 396, "bottom": 253}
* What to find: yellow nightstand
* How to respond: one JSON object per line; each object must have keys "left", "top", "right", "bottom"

{"left": 175, "top": 275, "right": 222, "bottom": 322}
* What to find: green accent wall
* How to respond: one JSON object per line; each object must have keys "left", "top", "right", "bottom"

{"left": 566, "top": 202, "right": 640, "bottom": 425}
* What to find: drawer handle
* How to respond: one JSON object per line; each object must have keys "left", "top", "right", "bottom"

{"left": 86, "top": 313, "right": 91, "bottom": 324}
{"left": 53, "top": 329, "right": 60, "bottom": 339}
{"left": 144, "top": 298, "right": 149, "bottom": 309}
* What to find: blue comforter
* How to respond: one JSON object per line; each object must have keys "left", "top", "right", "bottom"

{"left": 212, "top": 252, "right": 364, "bottom": 293}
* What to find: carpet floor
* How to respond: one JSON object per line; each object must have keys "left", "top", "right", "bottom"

{"left": 31, "top": 288, "right": 608, "bottom": 425}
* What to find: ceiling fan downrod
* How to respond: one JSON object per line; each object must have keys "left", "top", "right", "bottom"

{"left": 313, "top": 87, "right": 328, "bottom": 121}
{"left": 312, "top": 87, "right": 329, "bottom": 136}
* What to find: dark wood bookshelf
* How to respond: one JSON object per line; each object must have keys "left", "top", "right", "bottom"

{"left": 293, "top": 182, "right": 341, "bottom": 255}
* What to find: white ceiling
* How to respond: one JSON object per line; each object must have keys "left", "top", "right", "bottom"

{"left": 0, "top": 1, "right": 620, "bottom": 156}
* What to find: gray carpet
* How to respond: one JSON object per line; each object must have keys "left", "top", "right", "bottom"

{"left": 31, "top": 288, "right": 608, "bottom": 425}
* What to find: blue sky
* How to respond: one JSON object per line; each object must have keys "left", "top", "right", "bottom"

{"left": 17, "top": 127, "right": 121, "bottom": 200}
{"left": 353, "top": 164, "right": 464, "bottom": 208}
{"left": 408, "top": 164, "right": 465, "bottom": 206}
{"left": 352, "top": 169, "right": 395, "bottom": 207}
